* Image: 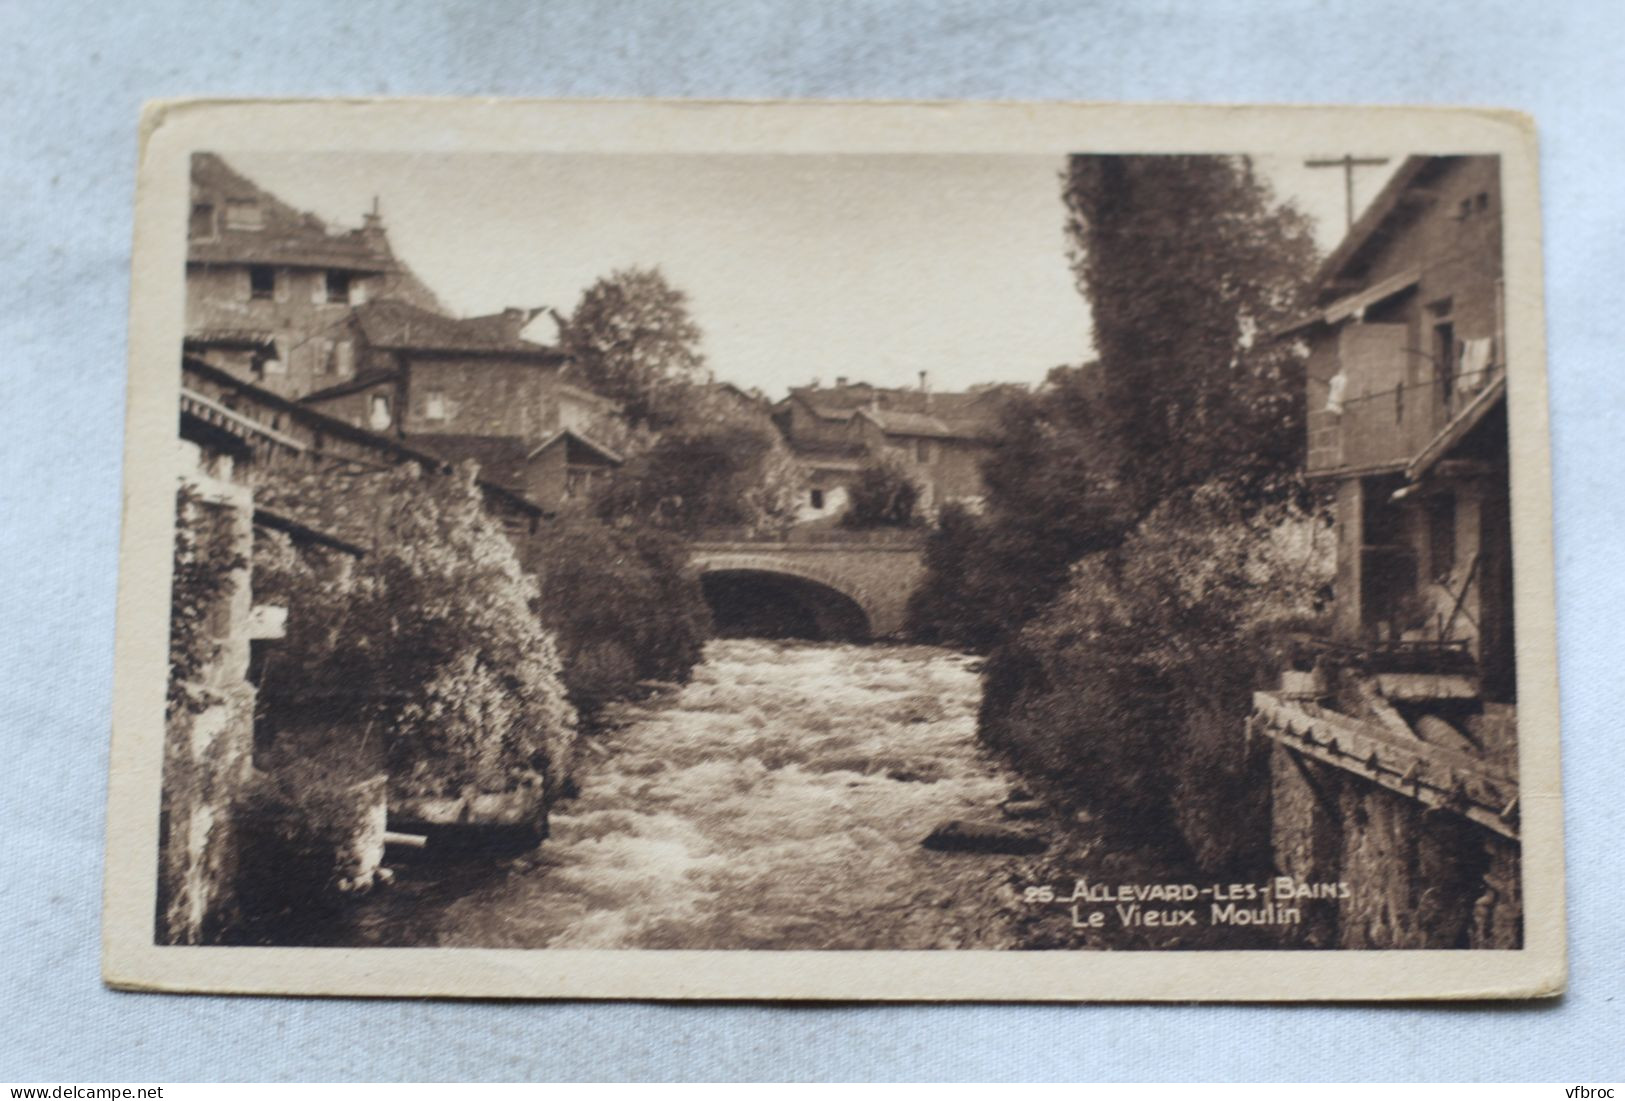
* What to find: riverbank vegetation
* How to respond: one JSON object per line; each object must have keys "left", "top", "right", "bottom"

{"left": 522, "top": 517, "right": 711, "bottom": 718}
{"left": 909, "top": 154, "right": 1332, "bottom": 873}
{"left": 253, "top": 465, "right": 579, "bottom": 803}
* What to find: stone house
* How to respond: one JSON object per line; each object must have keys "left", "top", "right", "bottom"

{"left": 299, "top": 299, "right": 623, "bottom": 512}
{"left": 772, "top": 375, "right": 1005, "bottom": 523}
{"left": 1252, "top": 155, "right": 1520, "bottom": 949}
{"left": 185, "top": 153, "right": 442, "bottom": 399}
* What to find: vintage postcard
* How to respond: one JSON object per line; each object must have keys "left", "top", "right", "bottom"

{"left": 103, "top": 99, "right": 1564, "bottom": 1000}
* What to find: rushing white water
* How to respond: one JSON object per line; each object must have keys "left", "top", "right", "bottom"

{"left": 351, "top": 639, "right": 1036, "bottom": 950}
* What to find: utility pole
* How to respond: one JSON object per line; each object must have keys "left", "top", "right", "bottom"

{"left": 1305, "top": 155, "right": 1391, "bottom": 230}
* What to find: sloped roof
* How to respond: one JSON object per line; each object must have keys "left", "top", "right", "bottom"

{"left": 527, "top": 428, "right": 624, "bottom": 466}
{"left": 181, "top": 356, "right": 545, "bottom": 518}
{"left": 300, "top": 369, "right": 401, "bottom": 405}
{"left": 184, "top": 329, "right": 280, "bottom": 352}
{"left": 408, "top": 434, "right": 535, "bottom": 491}
{"left": 188, "top": 153, "right": 397, "bottom": 272}
{"left": 1310, "top": 155, "right": 1437, "bottom": 297}
{"left": 854, "top": 407, "right": 958, "bottom": 439}
{"left": 1406, "top": 375, "right": 1508, "bottom": 482}
{"left": 351, "top": 300, "right": 566, "bottom": 358}
{"left": 783, "top": 382, "right": 1004, "bottom": 438}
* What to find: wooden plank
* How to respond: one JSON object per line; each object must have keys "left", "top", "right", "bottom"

{"left": 1373, "top": 672, "right": 1480, "bottom": 700}
{"left": 1252, "top": 692, "right": 1518, "bottom": 840}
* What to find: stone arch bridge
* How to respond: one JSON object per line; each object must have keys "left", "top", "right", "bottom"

{"left": 688, "top": 534, "right": 927, "bottom": 641}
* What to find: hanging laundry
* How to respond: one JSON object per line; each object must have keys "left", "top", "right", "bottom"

{"left": 1324, "top": 369, "right": 1348, "bottom": 415}
{"left": 1459, "top": 337, "right": 1495, "bottom": 394}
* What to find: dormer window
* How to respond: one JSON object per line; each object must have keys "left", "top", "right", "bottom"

{"left": 224, "top": 199, "right": 263, "bottom": 231}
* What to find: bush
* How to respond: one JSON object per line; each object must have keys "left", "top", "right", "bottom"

{"left": 522, "top": 517, "right": 711, "bottom": 716}
{"left": 595, "top": 420, "right": 803, "bottom": 535}
{"left": 977, "top": 483, "right": 1332, "bottom": 870}
{"left": 253, "top": 464, "right": 577, "bottom": 802}
{"left": 841, "top": 457, "right": 921, "bottom": 529}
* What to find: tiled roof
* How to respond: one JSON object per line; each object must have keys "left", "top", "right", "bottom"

{"left": 856, "top": 407, "right": 953, "bottom": 437}
{"left": 527, "top": 429, "right": 624, "bottom": 466}
{"left": 188, "top": 153, "right": 397, "bottom": 272}
{"left": 408, "top": 434, "right": 535, "bottom": 491}
{"left": 352, "top": 300, "right": 565, "bottom": 358}
{"left": 184, "top": 329, "right": 280, "bottom": 351}
{"left": 785, "top": 383, "right": 1004, "bottom": 439}
{"left": 300, "top": 369, "right": 400, "bottom": 405}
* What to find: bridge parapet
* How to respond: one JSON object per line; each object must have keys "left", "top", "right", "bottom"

{"left": 688, "top": 535, "right": 927, "bottom": 639}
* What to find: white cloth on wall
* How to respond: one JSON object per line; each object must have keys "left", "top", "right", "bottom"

{"left": 1325, "top": 370, "right": 1348, "bottom": 414}
{"left": 1460, "top": 337, "right": 1495, "bottom": 393}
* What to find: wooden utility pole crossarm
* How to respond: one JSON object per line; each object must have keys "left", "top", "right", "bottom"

{"left": 1306, "top": 155, "right": 1392, "bottom": 230}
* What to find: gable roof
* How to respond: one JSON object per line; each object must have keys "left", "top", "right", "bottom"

{"left": 188, "top": 153, "right": 398, "bottom": 273}
{"left": 1310, "top": 155, "right": 1440, "bottom": 297}
{"left": 351, "top": 300, "right": 566, "bottom": 359}
{"left": 527, "top": 428, "right": 624, "bottom": 466}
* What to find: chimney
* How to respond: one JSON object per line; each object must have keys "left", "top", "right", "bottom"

{"left": 919, "top": 369, "right": 932, "bottom": 408}
{"left": 361, "top": 196, "right": 384, "bottom": 242}
{"left": 835, "top": 376, "right": 848, "bottom": 388}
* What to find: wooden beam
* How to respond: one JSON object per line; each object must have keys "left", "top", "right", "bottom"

{"left": 1252, "top": 691, "right": 1518, "bottom": 840}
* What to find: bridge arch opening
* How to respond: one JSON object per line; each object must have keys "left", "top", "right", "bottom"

{"left": 699, "top": 569, "right": 871, "bottom": 642}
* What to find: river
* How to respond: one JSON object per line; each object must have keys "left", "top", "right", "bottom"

{"left": 334, "top": 639, "right": 1039, "bottom": 950}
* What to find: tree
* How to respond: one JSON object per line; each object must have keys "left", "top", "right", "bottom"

{"left": 560, "top": 266, "right": 708, "bottom": 429}
{"left": 522, "top": 517, "right": 711, "bottom": 716}
{"left": 841, "top": 456, "right": 923, "bottom": 529}
{"left": 594, "top": 418, "right": 803, "bottom": 535}
{"left": 253, "top": 464, "right": 578, "bottom": 802}
{"left": 1062, "top": 155, "right": 1319, "bottom": 514}
{"left": 906, "top": 365, "right": 1128, "bottom": 649}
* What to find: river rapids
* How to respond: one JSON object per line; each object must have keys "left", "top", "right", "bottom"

{"left": 336, "top": 639, "right": 1038, "bottom": 950}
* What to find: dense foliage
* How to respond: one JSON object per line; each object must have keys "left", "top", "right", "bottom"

{"left": 907, "top": 364, "right": 1127, "bottom": 649}
{"left": 167, "top": 483, "right": 247, "bottom": 719}
{"left": 595, "top": 417, "right": 803, "bottom": 535}
{"left": 1063, "top": 154, "right": 1318, "bottom": 514}
{"left": 907, "top": 155, "right": 1327, "bottom": 870}
{"left": 522, "top": 517, "right": 711, "bottom": 715}
{"left": 252, "top": 464, "right": 577, "bottom": 801}
{"left": 979, "top": 487, "right": 1332, "bottom": 867}
{"left": 560, "top": 266, "right": 709, "bottom": 429}
{"left": 840, "top": 457, "right": 922, "bottom": 530}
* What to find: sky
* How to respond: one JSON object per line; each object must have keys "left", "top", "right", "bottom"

{"left": 227, "top": 151, "right": 1400, "bottom": 399}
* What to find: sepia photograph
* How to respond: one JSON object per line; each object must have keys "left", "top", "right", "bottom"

{"left": 103, "top": 100, "right": 1562, "bottom": 1000}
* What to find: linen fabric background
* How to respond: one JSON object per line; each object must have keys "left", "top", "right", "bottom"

{"left": 1, "top": 0, "right": 1620, "bottom": 1082}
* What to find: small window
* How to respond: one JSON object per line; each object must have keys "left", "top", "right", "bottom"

{"left": 1475, "top": 191, "right": 1490, "bottom": 213}
{"left": 333, "top": 340, "right": 354, "bottom": 378}
{"left": 424, "top": 390, "right": 447, "bottom": 421}
{"left": 325, "top": 270, "right": 352, "bottom": 304}
{"left": 249, "top": 265, "right": 275, "bottom": 300}
{"left": 369, "top": 394, "right": 391, "bottom": 431}
{"left": 314, "top": 339, "right": 334, "bottom": 375}
{"left": 915, "top": 438, "right": 933, "bottom": 464}
{"left": 810, "top": 488, "right": 825, "bottom": 510}
{"left": 224, "top": 199, "right": 263, "bottom": 231}
{"left": 189, "top": 203, "right": 215, "bottom": 239}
